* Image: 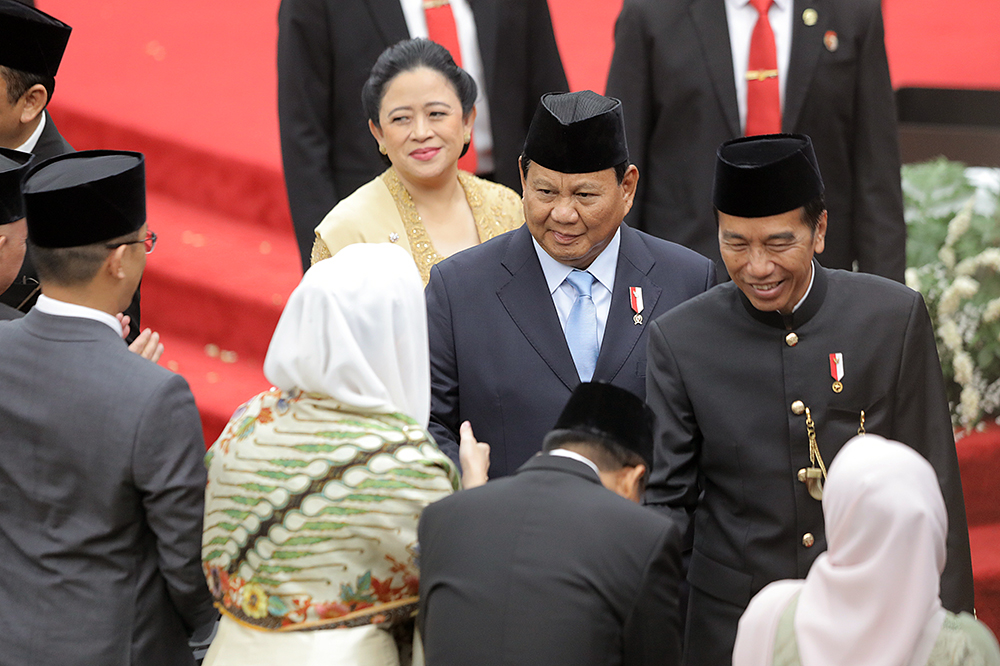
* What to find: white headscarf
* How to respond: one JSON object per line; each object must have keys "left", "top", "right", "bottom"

{"left": 733, "top": 435, "right": 948, "bottom": 666}
{"left": 263, "top": 243, "right": 431, "bottom": 428}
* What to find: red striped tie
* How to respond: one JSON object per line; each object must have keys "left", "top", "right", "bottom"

{"left": 424, "top": 0, "right": 478, "bottom": 173}
{"left": 745, "top": 0, "right": 781, "bottom": 135}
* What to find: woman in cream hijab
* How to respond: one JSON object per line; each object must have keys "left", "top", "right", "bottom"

{"left": 202, "top": 244, "right": 461, "bottom": 665}
{"left": 733, "top": 434, "right": 999, "bottom": 666}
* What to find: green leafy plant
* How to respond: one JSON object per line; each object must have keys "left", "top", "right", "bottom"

{"left": 904, "top": 159, "right": 1000, "bottom": 431}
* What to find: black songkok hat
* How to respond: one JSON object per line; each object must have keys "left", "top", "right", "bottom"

{"left": 553, "top": 382, "right": 654, "bottom": 467}
{"left": 713, "top": 133, "right": 825, "bottom": 218}
{"left": 0, "top": 147, "right": 33, "bottom": 226}
{"left": 0, "top": 0, "right": 72, "bottom": 78}
{"left": 23, "top": 150, "right": 146, "bottom": 248}
{"left": 523, "top": 91, "right": 629, "bottom": 174}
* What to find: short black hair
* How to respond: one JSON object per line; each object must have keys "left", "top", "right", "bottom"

{"left": 0, "top": 65, "right": 54, "bottom": 107}
{"left": 542, "top": 429, "right": 649, "bottom": 489}
{"left": 713, "top": 193, "right": 827, "bottom": 233}
{"left": 362, "top": 38, "right": 477, "bottom": 127}
{"left": 521, "top": 155, "right": 630, "bottom": 185}
{"left": 28, "top": 228, "right": 141, "bottom": 286}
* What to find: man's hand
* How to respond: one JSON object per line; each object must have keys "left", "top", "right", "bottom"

{"left": 118, "top": 313, "right": 164, "bottom": 363}
{"left": 458, "top": 421, "right": 490, "bottom": 489}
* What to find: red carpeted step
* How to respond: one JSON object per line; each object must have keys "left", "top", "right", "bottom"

{"left": 155, "top": 332, "right": 271, "bottom": 447}
{"left": 957, "top": 427, "right": 1000, "bottom": 527}
{"left": 969, "top": 522, "right": 1000, "bottom": 639}
{"left": 141, "top": 191, "right": 302, "bottom": 362}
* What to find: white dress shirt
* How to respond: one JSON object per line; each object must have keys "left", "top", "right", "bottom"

{"left": 399, "top": 0, "right": 495, "bottom": 173}
{"left": 548, "top": 448, "right": 601, "bottom": 478}
{"left": 34, "top": 293, "right": 122, "bottom": 335}
{"left": 15, "top": 111, "right": 47, "bottom": 154}
{"left": 724, "top": 0, "right": 793, "bottom": 133}
{"left": 531, "top": 227, "right": 621, "bottom": 349}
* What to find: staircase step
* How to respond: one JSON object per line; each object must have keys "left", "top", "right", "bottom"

{"left": 141, "top": 191, "right": 302, "bottom": 361}
{"left": 154, "top": 332, "right": 271, "bottom": 447}
{"left": 957, "top": 426, "right": 1000, "bottom": 526}
{"left": 969, "top": 522, "right": 1000, "bottom": 639}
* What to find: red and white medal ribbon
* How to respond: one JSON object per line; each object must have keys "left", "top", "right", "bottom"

{"left": 829, "top": 352, "right": 844, "bottom": 392}
{"left": 630, "top": 287, "right": 644, "bottom": 325}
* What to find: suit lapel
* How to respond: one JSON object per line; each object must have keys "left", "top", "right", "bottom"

{"left": 469, "top": 0, "right": 498, "bottom": 96}
{"left": 690, "top": 0, "right": 741, "bottom": 137}
{"left": 498, "top": 228, "right": 580, "bottom": 392}
{"left": 594, "top": 226, "right": 661, "bottom": 382}
{"left": 783, "top": 0, "right": 828, "bottom": 131}
{"left": 364, "top": 0, "right": 410, "bottom": 45}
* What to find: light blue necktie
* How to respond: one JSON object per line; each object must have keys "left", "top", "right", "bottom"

{"left": 564, "top": 270, "right": 599, "bottom": 382}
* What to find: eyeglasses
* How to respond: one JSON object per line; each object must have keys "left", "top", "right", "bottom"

{"left": 107, "top": 230, "right": 157, "bottom": 254}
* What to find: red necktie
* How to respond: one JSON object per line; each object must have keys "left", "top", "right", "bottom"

{"left": 745, "top": 0, "right": 781, "bottom": 135}
{"left": 423, "top": 0, "right": 478, "bottom": 173}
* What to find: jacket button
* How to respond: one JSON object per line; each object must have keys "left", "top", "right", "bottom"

{"left": 785, "top": 332, "right": 798, "bottom": 347}
{"left": 791, "top": 400, "right": 805, "bottom": 415}
{"left": 802, "top": 533, "right": 815, "bottom": 547}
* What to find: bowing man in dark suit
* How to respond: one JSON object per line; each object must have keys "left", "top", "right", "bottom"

{"left": 606, "top": 0, "right": 906, "bottom": 283}
{"left": 277, "top": 0, "right": 568, "bottom": 270}
{"left": 427, "top": 90, "right": 716, "bottom": 477}
{"left": 0, "top": 151, "right": 217, "bottom": 665}
{"left": 0, "top": 148, "right": 33, "bottom": 321}
{"left": 419, "top": 382, "right": 684, "bottom": 666}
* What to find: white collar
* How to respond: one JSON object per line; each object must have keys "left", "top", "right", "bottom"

{"left": 15, "top": 111, "right": 46, "bottom": 155}
{"left": 724, "top": 0, "right": 789, "bottom": 11}
{"left": 532, "top": 226, "right": 622, "bottom": 295}
{"left": 791, "top": 260, "right": 816, "bottom": 313}
{"left": 34, "top": 294, "right": 122, "bottom": 336}
{"left": 547, "top": 448, "right": 601, "bottom": 478}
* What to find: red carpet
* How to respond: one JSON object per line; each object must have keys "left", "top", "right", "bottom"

{"left": 34, "top": 0, "right": 1000, "bottom": 637}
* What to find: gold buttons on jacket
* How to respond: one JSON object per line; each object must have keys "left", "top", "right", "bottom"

{"left": 802, "top": 533, "right": 815, "bottom": 548}
{"left": 791, "top": 400, "right": 805, "bottom": 415}
{"left": 785, "top": 332, "right": 799, "bottom": 347}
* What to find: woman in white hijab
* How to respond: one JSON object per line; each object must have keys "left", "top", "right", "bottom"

{"left": 733, "top": 434, "right": 999, "bottom": 666}
{"left": 201, "top": 244, "right": 460, "bottom": 666}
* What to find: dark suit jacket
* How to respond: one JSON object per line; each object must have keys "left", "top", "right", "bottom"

{"left": 277, "top": 0, "right": 568, "bottom": 269}
{"left": 606, "top": 0, "right": 905, "bottom": 282}
{"left": 0, "top": 114, "right": 143, "bottom": 339}
{"left": 645, "top": 266, "right": 974, "bottom": 665}
{"left": 0, "top": 311, "right": 217, "bottom": 665}
{"left": 418, "top": 453, "right": 683, "bottom": 666}
{"left": 426, "top": 223, "right": 716, "bottom": 477}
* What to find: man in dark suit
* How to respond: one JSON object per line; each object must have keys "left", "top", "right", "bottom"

{"left": 277, "top": 0, "right": 568, "bottom": 270}
{"left": 419, "top": 382, "right": 683, "bottom": 665}
{"left": 605, "top": 0, "right": 905, "bottom": 282}
{"left": 427, "top": 90, "right": 716, "bottom": 477}
{"left": 645, "top": 134, "right": 973, "bottom": 665}
{"left": 0, "top": 151, "right": 216, "bottom": 665}
{"left": 0, "top": 148, "right": 32, "bottom": 321}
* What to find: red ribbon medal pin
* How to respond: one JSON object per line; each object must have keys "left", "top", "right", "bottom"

{"left": 829, "top": 352, "right": 844, "bottom": 393}
{"left": 630, "top": 287, "right": 644, "bottom": 325}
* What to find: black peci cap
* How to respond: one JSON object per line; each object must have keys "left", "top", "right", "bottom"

{"left": 0, "top": 148, "right": 33, "bottom": 226}
{"left": 553, "top": 382, "right": 654, "bottom": 467}
{"left": 0, "top": 0, "right": 72, "bottom": 78}
{"left": 523, "top": 91, "right": 629, "bottom": 174}
{"left": 23, "top": 150, "right": 146, "bottom": 248}
{"left": 713, "top": 133, "right": 824, "bottom": 218}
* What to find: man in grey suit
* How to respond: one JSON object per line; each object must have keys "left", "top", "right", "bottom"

{"left": 419, "top": 382, "right": 683, "bottom": 665}
{"left": 427, "top": 90, "right": 716, "bottom": 477}
{"left": 0, "top": 150, "right": 217, "bottom": 665}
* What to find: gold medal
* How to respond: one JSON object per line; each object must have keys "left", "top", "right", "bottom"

{"left": 832, "top": 380, "right": 843, "bottom": 393}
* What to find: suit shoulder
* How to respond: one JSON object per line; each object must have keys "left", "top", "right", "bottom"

{"left": 825, "top": 268, "right": 921, "bottom": 309}
{"left": 634, "top": 228, "right": 715, "bottom": 270}
{"left": 431, "top": 228, "right": 518, "bottom": 279}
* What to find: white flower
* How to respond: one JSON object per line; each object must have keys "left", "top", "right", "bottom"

{"left": 939, "top": 246, "right": 956, "bottom": 269}
{"left": 944, "top": 197, "right": 975, "bottom": 247}
{"left": 939, "top": 318, "right": 963, "bottom": 352}
{"left": 905, "top": 268, "right": 921, "bottom": 291}
{"left": 983, "top": 298, "right": 1000, "bottom": 323}
{"left": 938, "top": 277, "right": 979, "bottom": 317}
{"left": 959, "top": 385, "right": 980, "bottom": 426}
{"left": 953, "top": 351, "right": 975, "bottom": 385}
{"left": 954, "top": 276, "right": 980, "bottom": 298}
{"left": 978, "top": 248, "right": 1000, "bottom": 272}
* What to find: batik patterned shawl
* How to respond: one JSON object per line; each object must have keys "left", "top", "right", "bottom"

{"left": 203, "top": 388, "right": 459, "bottom": 632}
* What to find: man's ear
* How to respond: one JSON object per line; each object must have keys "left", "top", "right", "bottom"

{"left": 19, "top": 84, "right": 48, "bottom": 125}
{"left": 105, "top": 244, "right": 129, "bottom": 280}
{"left": 622, "top": 464, "right": 646, "bottom": 503}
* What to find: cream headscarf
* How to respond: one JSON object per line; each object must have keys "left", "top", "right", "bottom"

{"left": 263, "top": 243, "right": 430, "bottom": 428}
{"left": 733, "top": 435, "right": 948, "bottom": 666}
